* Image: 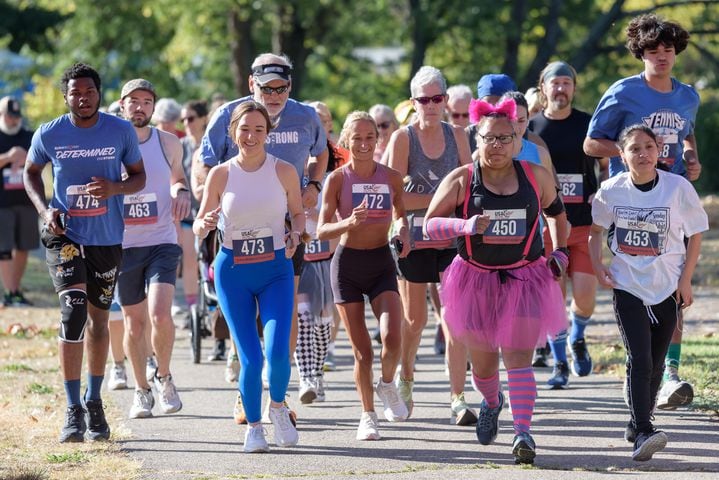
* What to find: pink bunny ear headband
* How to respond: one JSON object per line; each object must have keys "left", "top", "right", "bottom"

{"left": 468, "top": 99, "right": 517, "bottom": 123}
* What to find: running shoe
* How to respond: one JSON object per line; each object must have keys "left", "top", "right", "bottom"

{"left": 375, "top": 379, "right": 408, "bottom": 422}
{"left": 299, "top": 377, "right": 317, "bottom": 405}
{"left": 323, "top": 351, "right": 336, "bottom": 372}
{"left": 314, "top": 376, "right": 326, "bottom": 402}
{"left": 476, "top": 391, "right": 504, "bottom": 445}
{"left": 262, "top": 396, "right": 297, "bottom": 426}
{"left": 570, "top": 338, "right": 593, "bottom": 376}
{"left": 2, "top": 292, "right": 12, "bottom": 307}
{"left": 657, "top": 368, "right": 694, "bottom": 410}
{"left": 632, "top": 429, "right": 667, "bottom": 461}
{"left": 268, "top": 404, "right": 299, "bottom": 447}
{"left": 532, "top": 345, "right": 550, "bottom": 368}
{"left": 107, "top": 363, "right": 128, "bottom": 390}
{"left": 225, "top": 355, "right": 240, "bottom": 383}
{"left": 233, "top": 392, "right": 247, "bottom": 424}
{"left": 450, "top": 392, "right": 478, "bottom": 426}
{"left": 547, "top": 361, "right": 569, "bottom": 389}
{"left": 59, "top": 405, "right": 86, "bottom": 443}
{"left": 8, "top": 291, "right": 33, "bottom": 307}
{"left": 625, "top": 421, "right": 637, "bottom": 443}
{"left": 129, "top": 388, "right": 154, "bottom": 419}
{"left": 395, "top": 377, "right": 414, "bottom": 418}
{"left": 356, "top": 411, "right": 381, "bottom": 440}
{"left": 512, "top": 431, "right": 537, "bottom": 464}
{"left": 154, "top": 373, "right": 182, "bottom": 414}
{"left": 207, "top": 339, "right": 226, "bottom": 361}
{"left": 244, "top": 425, "right": 270, "bottom": 453}
{"left": 145, "top": 356, "right": 157, "bottom": 383}
{"left": 84, "top": 399, "right": 110, "bottom": 441}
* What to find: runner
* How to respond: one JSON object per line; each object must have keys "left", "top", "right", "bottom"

{"left": 588, "top": 124, "right": 707, "bottom": 461}
{"left": 23, "top": 63, "right": 145, "bottom": 442}
{"left": 117, "top": 79, "right": 190, "bottom": 419}
{"left": 317, "top": 111, "right": 411, "bottom": 440}
{"left": 424, "top": 99, "right": 568, "bottom": 464}
{"left": 194, "top": 101, "right": 303, "bottom": 452}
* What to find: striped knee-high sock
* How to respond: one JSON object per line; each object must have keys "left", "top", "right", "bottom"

{"left": 507, "top": 367, "right": 537, "bottom": 434}
{"left": 471, "top": 370, "right": 501, "bottom": 408}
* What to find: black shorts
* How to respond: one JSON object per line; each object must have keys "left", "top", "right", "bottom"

{"left": 41, "top": 228, "right": 122, "bottom": 310}
{"left": 331, "top": 244, "right": 398, "bottom": 304}
{"left": 396, "top": 248, "right": 456, "bottom": 283}
{"left": 116, "top": 243, "right": 182, "bottom": 306}
{"left": 292, "top": 242, "right": 305, "bottom": 275}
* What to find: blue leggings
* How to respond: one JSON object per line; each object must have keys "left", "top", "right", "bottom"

{"left": 214, "top": 247, "right": 294, "bottom": 424}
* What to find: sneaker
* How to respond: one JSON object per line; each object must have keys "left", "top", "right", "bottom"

{"left": 375, "top": 379, "right": 408, "bottom": 422}
{"left": 657, "top": 370, "right": 694, "bottom": 410}
{"left": 262, "top": 396, "right": 297, "bottom": 426}
{"left": 476, "top": 391, "right": 504, "bottom": 445}
{"left": 314, "top": 376, "right": 326, "bottom": 402}
{"left": 225, "top": 355, "right": 240, "bottom": 383}
{"left": 107, "top": 363, "right": 128, "bottom": 390}
{"left": 547, "top": 361, "right": 569, "bottom": 389}
{"left": 244, "top": 424, "right": 270, "bottom": 453}
{"left": 512, "top": 431, "right": 537, "bottom": 464}
{"left": 3, "top": 292, "right": 12, "bottom": 307}
{"left": 356, "top": 411, "right": 381, "bottom": 440}
{"left": 129, "top": 388, "right": 154, "bottom": 418}
{"left": 299, "top": 378, "right": 317, "bottom": 405}
{"left": 395, "top": 377, "right": 414, "bottom": 418}
{"left": 145, "top": 356, "right": 157, "bottom": 383}
{"left": 323, "top": 351, "right": 336, "bottom": 372}
{"left": 9, "top": 291, "right": 33, "bottom": 307}
{"left": 625, "top": 422, "right": 637, "bottom": 443}
{"left": 570, "top": 338, "right": 593, "bottom": 376}
{"left": 268, "top": 405, "right": 299, "bottom": 447}
{"left": 433, "top": 324, "right": 446, "bottom": 355}
{"left": 59, "top": 405, "right": 86, "bottom": 443}
{"left": 234, "top": 392, "right": 247, "bottom": 424}
{"left": 632, "top": 430, "right": 667, "bottom": 461}
{"left": 208, "top": 339, "right": 226, "bottom": 362}
{"left": 84, "top": 399, "right": 110, "bottom": 441}
{"left": 154, "top": 373, "right": 182, "bottom": 414}
{"left": 532, "top": 345, "right": 549, "bottom": 368}
{"left": 450, "top": 392, "right": 478, "bottom": 426}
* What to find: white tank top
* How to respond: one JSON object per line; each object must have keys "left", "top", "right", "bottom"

{"left": 221, "top": 154, "right": 287, "bottom": 251}
{"left": 123, "top": 128, "right": 177, "bottom": 248}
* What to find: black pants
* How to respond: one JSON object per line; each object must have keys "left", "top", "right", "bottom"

{"left": 613, "top": 289, "right": 678, "bottom": 433}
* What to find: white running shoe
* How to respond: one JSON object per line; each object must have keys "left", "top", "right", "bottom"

{"left": 225, "top": 355, "right": 240, "bottom": 383}
{"left": 299, "top": 378, "right": 317, "bottom": 405}
{"left": 129, "top": 388, "right": 154, "bottom": 419}
{"left": 268, "top": 405, "right": 299, "bottom": 447}
{"left": 314, "top": 376, "right": 326, "bottom": 402}
{"left": 244, "top": 425, "right": 270, "bottom": 453}
{"left": 145, "top": 356, "right": 157, "bottom": 383}
{"left": 154, "top": 374, "right": 183, "bottom": 414}
{"left": 656, "top": 368, "right": 694, "bottom": 410}
{"left": 356, "top": 411, "right": 381, "bottom": 440}
{"left": 375, "top": 379, "right": 408, "bottom": 422}
{"left": 107, "top": 363, "right": 128, "bottom": 390}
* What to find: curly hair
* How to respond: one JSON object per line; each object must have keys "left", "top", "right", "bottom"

{"left": 625, "top": 14, "right": 689, "bottom": 59}
{"left": 60, "top": 63, "right": 101, "bottom": 95}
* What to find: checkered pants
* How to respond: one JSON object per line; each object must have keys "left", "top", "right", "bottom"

{"left": 294, "top": 305, "right": 332, "bottom": 379}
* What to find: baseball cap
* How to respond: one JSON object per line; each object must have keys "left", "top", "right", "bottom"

{"left": 252, "top": 63, "right": 292, "bottom": 85}
{"left": 0, "top": 96, "right": 22, "bottom": 117}
{"left": 120, "top": 79, "right": 157, "bottom": 101}
{"left": 476, "top": 74, "right": 517, "bottom": 100}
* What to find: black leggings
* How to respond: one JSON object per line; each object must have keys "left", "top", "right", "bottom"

{"left": 613, "top": 289, "right": 678, "bottom": 433}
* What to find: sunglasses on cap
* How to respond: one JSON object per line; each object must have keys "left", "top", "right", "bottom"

{"left": 451, "top": 112, "right": 469, "bottom": 119}
{"left": 412, "top": 94, "right": 445, "bottom": 105}
{"left": 259, "top": 85, "right": 290, "bottom": 95}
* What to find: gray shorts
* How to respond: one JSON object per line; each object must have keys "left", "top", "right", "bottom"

{"left": 117, "top": 243, "right": 182, "bottom": 306}
{"left": 0, "top": 205, "right": 40, "bottom": 254}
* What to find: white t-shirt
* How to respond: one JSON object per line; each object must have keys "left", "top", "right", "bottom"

{"left": 592, "top": 170, "right": 708, "bottom": 305}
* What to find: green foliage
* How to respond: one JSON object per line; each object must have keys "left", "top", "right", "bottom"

{"left": 45, "top": 451, "right": 86, "bottom": 464}
{"left": 26, "top": 382, "right": 53, "bottom": 394}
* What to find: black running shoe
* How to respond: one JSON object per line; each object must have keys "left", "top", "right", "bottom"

{"left": 512, "top": 431, "right": 537, "bottom": 464}
{"left": 59, "top": 405, "right": 86, "bottom": 443}
{"left": 85, "top": 399, "right": 111, "bottom": 441}
{"left": 570, "top": 338, "right": 593, "bottom": 376}
{"left": 476, "top": 392, "right": 504, "bottom": 445}
{"left": 632, "top": 429, "right": 667, "bottom": 461}
{"left": 532, "top": 345, "right": 549, "bottom": 368}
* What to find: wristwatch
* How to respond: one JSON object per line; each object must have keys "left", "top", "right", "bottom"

{"left": 307, "top": 180, "right": 322, "bottom": 193}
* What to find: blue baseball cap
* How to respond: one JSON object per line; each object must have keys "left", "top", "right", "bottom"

{"left": 476, "top": 74, "right": 517, "bottom": 100}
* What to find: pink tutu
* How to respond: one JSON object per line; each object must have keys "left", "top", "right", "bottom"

{"left": 441, "top": 255, "right": 566, "bottom": 351}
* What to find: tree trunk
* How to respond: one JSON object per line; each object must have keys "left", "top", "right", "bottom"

{"left": 503, "top": 0, "right": 528, "bottom": 82}
{"left": 227, "top": 7, "right": 254, "bottom": 97}
{"left": 521, "top": 0, "right": 563, "bottom": 90}
{"left": 569, "top": 0, "right": 626, "bottom": 73}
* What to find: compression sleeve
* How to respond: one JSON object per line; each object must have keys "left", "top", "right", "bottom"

{"left": 424, "top": 216, "right": 478, "bottom": 240}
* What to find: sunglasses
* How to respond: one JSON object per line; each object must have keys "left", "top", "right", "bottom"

{"left": 182, "top": 116, "right": 196, "bottom": 123}
{"left": 377, "top": 121, "right": 392, "bottom": 129}
{"left": 259, "top": 85, "right": 290, "bottom": 95}
{"left": 478, "top": 133, "right": 515, "bottom": 145}
{"left": 451, "top": 112, "right": 470, "bottom": 119}
{"left": 413, "top": 94, "right": 445, "bottom": 105}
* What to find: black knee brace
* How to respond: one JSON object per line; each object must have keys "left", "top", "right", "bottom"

{"left": 59, "top": 289, "right": 88, "bottom": 343}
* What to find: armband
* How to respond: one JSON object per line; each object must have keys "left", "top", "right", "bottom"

{"left": 543, "top": 195, "right": 565, "bottom": 217}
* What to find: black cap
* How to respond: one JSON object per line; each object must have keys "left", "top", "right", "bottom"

{"left": 252, "top": 64, "right": 292, "bottom": 84}
{"left": 0, "top": 96, "right": 22, "bottom": 117}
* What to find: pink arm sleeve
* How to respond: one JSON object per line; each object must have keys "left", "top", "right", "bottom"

{"left": 424, "top": 216, "right": 477, "bottom": 240}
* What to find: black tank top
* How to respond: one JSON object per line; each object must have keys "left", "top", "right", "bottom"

{"left": 456, "top": 160, "right": 543, "bottom": 267}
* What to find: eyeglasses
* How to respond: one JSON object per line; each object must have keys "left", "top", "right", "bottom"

{"left": 377, "top": 121, "right": 392, "bottom": 129}
{"left": 412, "top": 94, "right": 445, "bottom": 105}
{"left": 259, "top": 85, "right": 290, "bottom": 95}
{"left": 478, "top": 133, "right": 515, "bottom": 145}
{"left": 451, "top": 112, "right": 469, "bottom": 119}
{"left": 181, "top": 116, "right": 196, "bottom": 123}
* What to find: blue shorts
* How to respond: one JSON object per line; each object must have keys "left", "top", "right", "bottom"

{"left": 116, "top": 243, "right": 182, "bottom": 306}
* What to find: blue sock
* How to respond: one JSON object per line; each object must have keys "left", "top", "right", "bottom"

{"left": 64, "top": 379, "right": 82, "bottom": 407}
{"left": 549, "top": 330, "right": 568, "bottom": 363}
{"left": 569, "top": 311, "right": 591, "bottom": 344}
{"left": 86, "top": 374, "right": 104, "bottom": 401}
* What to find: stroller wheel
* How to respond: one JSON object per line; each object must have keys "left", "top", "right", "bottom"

{"left": 190, "top": 304, "right": 202, "bottom": 364}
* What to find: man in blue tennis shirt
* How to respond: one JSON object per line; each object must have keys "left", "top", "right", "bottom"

{"left": 24, "top": 63, "right": 146, "bottom": 443}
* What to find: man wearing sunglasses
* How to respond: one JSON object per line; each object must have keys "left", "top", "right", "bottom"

{"left": 445, "top": 85, "right": 473, "bottom": 129}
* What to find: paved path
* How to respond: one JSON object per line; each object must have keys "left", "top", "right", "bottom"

{"left": 109, "top": 288, "right": 719, "bottom": 479}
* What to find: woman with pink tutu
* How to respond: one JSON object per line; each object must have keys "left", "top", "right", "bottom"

{"left": 423, "top": 99, "right": 569, "bottom": 464}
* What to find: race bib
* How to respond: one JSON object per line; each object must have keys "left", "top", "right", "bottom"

{"left": 66, "top": 185, "right": 107, "bottom": 217}
{"left": 616, "top": 219, "right": 660, "bottom": 256}
{"left": 123, "top": 193, "right": 158, "bottom": 225}
{"left": 410, "top": 215, "right": 451, "bottom": 249}
{"left": 483, "top": 209, "right": 526, "bottom": 244}
{"left": 304, "top": 238, "right": 331, "bottom": 261}
{"left": 2, "top": 169, "right": 24, "bottom": 190}
{"left": 352, "top": 183, "right": 391, "bottom": 219}
{"left": 557, "top": 173, "right": 583, "bottom": 204}
{"left": 232, "top": 227, "right": 275, "bottom": 264}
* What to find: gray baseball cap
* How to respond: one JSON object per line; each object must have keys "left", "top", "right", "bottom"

{"left": 120, "top": 79, "right": 157, "bottom": 101}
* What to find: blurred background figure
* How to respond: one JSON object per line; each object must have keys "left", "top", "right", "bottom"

{"left": 445, "top": 85, "right": 473, "bottom": 128}
{"left": 394, "top": 99, "right": 416, "bottom": 127}
{"left": 525, "top": 87, "right": 542, "bottom": 117}
{"left": 369, "top": 104, "right": 398, "bottom": 164}
{"left": 153, "top": 98, "right": 184, "bottom": 138}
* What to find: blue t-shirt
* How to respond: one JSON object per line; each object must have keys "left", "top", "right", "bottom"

{"left": 200, "top": 96, "right": 327, "bottom": 181}
{"left": 516, "top": 138, "right": 541, "bottom": 166}
{"left": 587, "top": 73, "right": 699, "bottom": 178}
{"left": 28, "top": 112, "right": 142, "bottom": 246}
